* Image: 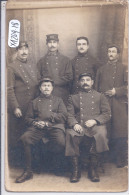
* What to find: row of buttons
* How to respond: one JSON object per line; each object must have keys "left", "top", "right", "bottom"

{"left": 38, "top": 98, "right": 52, "bottom": 112}
{"left": 80, "top": 92, "right": 95, "bottom": 124}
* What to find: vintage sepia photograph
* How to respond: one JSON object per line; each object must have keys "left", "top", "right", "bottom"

{"left": 5, "top": 0, "right": 128, "bottom": 192}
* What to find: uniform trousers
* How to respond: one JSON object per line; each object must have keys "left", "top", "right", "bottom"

{"left": 20, "top": 126, "right": 65, "bottom": 153}
{"left": 20, "top": 127, "right": 66, "bottom": 170}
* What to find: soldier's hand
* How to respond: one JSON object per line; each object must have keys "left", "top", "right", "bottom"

{"left": 74, "top": 124, "right": 83, "bottom": 133}
{"left": 14, "top": 108, "right": 22, "bottom": 118}
{"left": 105, "top": 88, "right": 116, "bottom": 97}
{"left": 36, "top": 121, "right": 45, "bottom": 129}
{"left": 85, "top": 120, "right": 97, "bottom": 128}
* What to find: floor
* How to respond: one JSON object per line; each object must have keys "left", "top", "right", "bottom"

{"left": 5, "top": 163, "right": 128, "bottom": 193}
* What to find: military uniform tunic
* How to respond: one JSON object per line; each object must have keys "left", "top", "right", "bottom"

{"left": 71, "top": 53, "right": 99, "bottom": 94}
{"left": 7, "top": 58, "right": 39, "bottom": 146}
{"left": 37, "top": 51, "right": 73, "bottom": 104}
{"left": 65, "top": 90, "right": 111, "bottom": 156}
{"left": 95, "top": 61, "right": 128, "bottom": 139}
{"left": 20, "top": 94, "right": 67, "bottom": 152}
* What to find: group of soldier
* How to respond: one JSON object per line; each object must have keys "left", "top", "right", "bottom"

{"left": 7, "top": 34, "right": 128, "bottom": 184}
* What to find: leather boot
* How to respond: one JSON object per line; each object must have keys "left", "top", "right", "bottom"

{"left": 88, "top": 139, "right": 100, "bottom": 182}
{"left": 15, "top": 169, "right": 33, "bottom": 183}
{"left": 70, "top": 157, "right": 81, "bottom": 183}
{"left": 88, "top": 165, "right": 100, "bottom": 182}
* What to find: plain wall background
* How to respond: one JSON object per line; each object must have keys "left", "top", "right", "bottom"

{"left": 6, "top": 4, "right": 127, "bottom": 66}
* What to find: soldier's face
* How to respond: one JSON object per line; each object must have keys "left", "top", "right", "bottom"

{"left": 40, "top": 82, "right": 53, "bottom": 96}
{"left": 108, "top": 47, "right": 119, "bottom": 61}
{"left": 17, "top": 46, "right": 29, "bottom": 61}
{"left": 76, "top": 39, "right": 89, "bottom": 54}
{"left": 47, "top": 40, "right": 59, "bottom": 52}
{"left": 79, "top": 76, "right": 94, "bottom": 90}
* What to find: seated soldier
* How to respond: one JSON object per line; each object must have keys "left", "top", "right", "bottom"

{"left": 65, "top": 73, "right": 111, "bottom": 183}
{"left": 15, "top": 77, "right": 67, "bottom": 183}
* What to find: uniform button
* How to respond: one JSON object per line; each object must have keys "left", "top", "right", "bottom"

{"left": 26, "top": 81, "right": 29, "bottom": 83}
{"left": 80, "top": 96, "right": 82, "bottom": 99}
{"left": 39, "top": 99, "right": 41, "bottom": 101}
{"left": 50, "top": 109, "right": 52, "bottom": 111}
{"left": 28, "top": 87, "right": 30, "bottom": 89}
{"left": 92, "top": 101, "right": 94, "bottom": 103}
{"left": 56, "top": 68, "right": 58, "bottom": 70}
{"left": 29, "top": 65, "right": 31, "bottom": 67}
{"left": 92, "top": 108, "right": 94, "bottom": 110}
{"left": 80, "top": 102, "right": 82, "bottom": 104}
{"left": 20, "top": 65, "right": 22, "bottom": 67}
{"left": 81, "top": 114, "right": 83, "bottom": 117}
{"left": 81, "top": 108, "right": 83, "bottom": 110}
{"left": 22, "top": 70, "right": 24, "bottom": 72}
{"left": 25, "top": 75, "right": 27, "bottom": 77}
{"left": 56, "top": 57, "right": 58, "bottom": 59}
{"left": 92, "top": 96, "right": 94, "bottom": 98}
{"left": 77, "top": 59, "right": 79, "bottom": 60}
{"left": 113, "top": 77, "right": 115, "bottom": 79}
{"left": 47, "top": 62, "right": 48, "bottom": 64}
{"left": 81, "top": 120, "right": 83, "bottom": 123}
{"left": 50, "top": 105, "right": 51, "bottom": 107}
{"left": 31, "top": 71, "right": 33, "bottom": 72}
{"left": 56, "top": 63, "right": 58, "bottom": 64}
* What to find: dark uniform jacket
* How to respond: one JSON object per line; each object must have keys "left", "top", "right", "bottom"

{"left": 67, "top": 89, "right": 111, "bottom": 135}
{"left": 95, "top": 61, "right": 128, "bottom": 138}
{"left": 8, "top": 58, "right": 39, "bottom": 115}
{"left": 25, "top": 94, "right": 67, "bottom": 132}
{"left": 71, "top": 52, "right": 100, "bottom": 94}
{"left": 7, "top": 57, "right": 39, "bottom": 146}
{"left": 37, "top": 51, "right": 73, "bottom": 103}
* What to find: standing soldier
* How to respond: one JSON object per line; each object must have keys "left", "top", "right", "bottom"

{"left": 71, "top": 36, "right": 100, "bottom": 94}
{"left": 7, "top": 41, "right": 39, "bottom": 165}
{"left": 37, "top": 34, "right": 73, "bottom": 104}
{"left": 65, "top": 73, "right": 111, "bottom": 183}
{"left": 95, "top": 45, "right": 128, "bottom": 168}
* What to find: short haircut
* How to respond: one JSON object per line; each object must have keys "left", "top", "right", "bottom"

{"left": 76, "top": 36, "right": 89, "bottom": 45}
{"left": 108, "top": 45, "right": 120, "bottom": 53}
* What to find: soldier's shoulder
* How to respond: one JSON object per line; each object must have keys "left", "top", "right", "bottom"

{"left": 69, "top": 93, "right": 79, "bottom": 100}
{"left": 53, "top": 95, "right": 63, "bottom": 102}
{"left": 59, "top": 52, "right": 70, "bottom": 61}
{"left": 37, "top": 55, "right": 47, "bottom": 63}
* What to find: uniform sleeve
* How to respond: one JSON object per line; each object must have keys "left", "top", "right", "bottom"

{"left": 37, "top": 57, "right": 49, "bottom": 80}
{"left": 7, "top": 67, "right": 19, "bottom": 112}
{"left": 67, "top": 96, "right": 78, "bottom": 127}
{"left": 55, "top": 59, "right": 73, "bottom": 86}
{"left": 25, "top": 101, "right": 35, "bottom": 126}
{"left": 94, "top": 94, "right": 111, "bottom": 124}
{"left": 115, "top": 66, "right": 128, "bottom": 97}
{"left": 94, "top": 68, "right": 101, "bottom": 91}
{"left": 50, "top": 98, "right": 67, "bottom": 123}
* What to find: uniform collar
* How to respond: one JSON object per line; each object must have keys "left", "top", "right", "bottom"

{"left": 47, "top": 50, "right": 59, "bottom": 56}
{"left": 16, "top": 56, "right": 27, "bottom": 63}
{"left": 80, "top": 88, "right": 93, "bottom": 93}
{"left": 39, "top": 93, "right": 53, "bottom": 99}
{"left": 77, "top": 52, "right": 88, "bottom": 58}
{"left": 107, "top": 59, "right": 118, "bottom": 66}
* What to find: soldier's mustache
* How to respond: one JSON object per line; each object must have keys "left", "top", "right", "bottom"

{"left": 82, "top": 84, "right": 89, "bottom": 87}
{"left": 22, "top": 53, "right": 28, "bottom": 56}
{"left": 50, "top": 46, "right": 56, "bottom": 49}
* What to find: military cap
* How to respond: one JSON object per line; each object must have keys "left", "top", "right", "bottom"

{"left": 46, "top": 34, "right": 59, "bottom": 42}
{"left": 79, "top": 72, "right": 94, "bottom": 80}
{"left": 76, "top": 36, "right": 89, "bottom": 45}
{"left": 16, "top": 41, "right": 28, "bottom": 50}
{"left": 39, "top": 77, "right": 54, "bottom": 87}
